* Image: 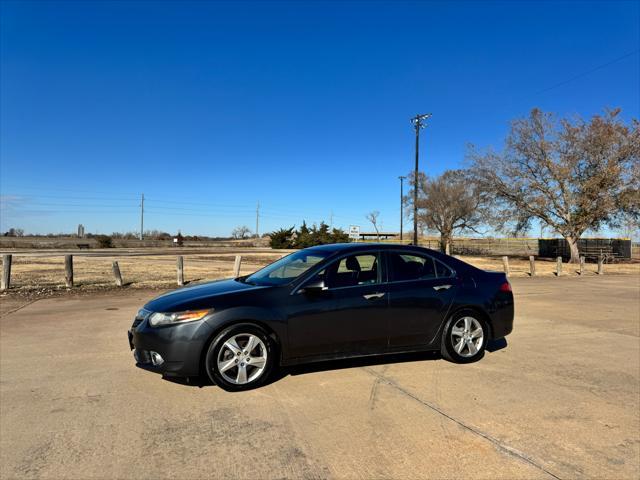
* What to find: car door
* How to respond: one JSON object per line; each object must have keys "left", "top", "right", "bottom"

{"left": 385, "top": 251, "right": 458, "bottom": 349}
{"left": 287, "top": 251, "right": 389, "bottom": 359}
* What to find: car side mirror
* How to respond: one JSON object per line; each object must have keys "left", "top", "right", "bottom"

{"left": 300, "top": 279, "right": 328, "bottom": 295}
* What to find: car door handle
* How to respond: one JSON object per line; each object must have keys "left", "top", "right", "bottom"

{"left": 433, "top": 284, "right": 453, "bottom": 291}
{"left": 363, "top": 292, "right": 385, "bottom": 300}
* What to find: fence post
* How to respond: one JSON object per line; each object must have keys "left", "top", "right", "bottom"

{"left": 579, "top": 256, "right": 585, "bottom": 275}
{"left": 556, "top": 256, "right": 562, "bottom": 277}
{"left": 502, "top": 256, "right": 510, "bottom": 277}
{"left": 64, "top": 255, "right": 74, "bottom": 287}
{"left": 177, "top": 256, "right": 184, "bottom": 286}
{"left": 233, "top": 255, "right": 242, "bottom": 277}
{"left": 529, "top": 256, "right": 536, "bottom": 277}
{"left": 597, "top": 255, "right": 604, "bottom": 275}
{"left": 112, "top": 261, "right": 123, "bottom": 287}
{"left": 1, "top": 254, "right": 12, "bottom": 291}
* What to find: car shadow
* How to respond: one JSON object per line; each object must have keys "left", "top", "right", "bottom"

{"left": 486, "top": 337, "right": 508, "bottom": 352}
{"left": 163, "top": 338, "right": 509, "bottom": 390}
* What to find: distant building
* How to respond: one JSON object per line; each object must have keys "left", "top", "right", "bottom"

{"left": 77, "top": 224, "right": 85, "bottom": 238}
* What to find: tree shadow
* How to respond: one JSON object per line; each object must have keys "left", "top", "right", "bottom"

{"left": 165, "top": 338, "right": 509, "bottom": 390}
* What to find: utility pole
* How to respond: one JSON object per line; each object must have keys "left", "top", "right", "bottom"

{"left": 398, "top": 176, "right": 406, "bottom": 241}
{"left": 330, "top": 211, "right": 334, "bottom": 229}
{"left": 410, "top": 113, "right": 432, "bottom": 245}
{"left": 139, "top": 193, "right": 144, "bottom": 241}
{"left": 255, "top": 202, "right": 260, "bottom": 238}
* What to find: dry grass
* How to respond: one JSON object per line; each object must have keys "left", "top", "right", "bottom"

{"left": 3, "top": 253, "right": 282, "bottom": 294}
{"left": 1, "top": 251, "right": 638, "bottom": 296}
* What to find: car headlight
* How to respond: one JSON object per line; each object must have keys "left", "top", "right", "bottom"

{"left": 148, "top": 309, "right": 211, "bottom": 327}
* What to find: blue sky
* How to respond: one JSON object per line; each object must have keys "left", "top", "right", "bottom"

{"left": 1, "top": 0, "right": 638, "bottom": 236}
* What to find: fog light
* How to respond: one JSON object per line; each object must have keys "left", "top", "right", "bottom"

{"left": 150, "top": 351, "right": 164, "bottom": 366}
{"left": 133, "top": 350, "right": 140, "bottom": 363}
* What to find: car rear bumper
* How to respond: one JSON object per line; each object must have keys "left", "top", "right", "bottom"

{"left": 490, "top": 302, "right": 514, "bottom": 339}
{"left": 487, "top": 289, "right": 514, "bottom": 339}
{"left": 128, "top": 318, "right": 214, "bottom": 377}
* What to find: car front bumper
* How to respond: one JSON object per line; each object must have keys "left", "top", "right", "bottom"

{"left": 128, "top": 316, "right": 214, "bottom": 377}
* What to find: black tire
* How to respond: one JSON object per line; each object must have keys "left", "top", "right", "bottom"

{"left": 205, "top": 323, "right": 275, "bottom": 392}
{"left": 440, "top": 310, "right": 488, "bottom": 364}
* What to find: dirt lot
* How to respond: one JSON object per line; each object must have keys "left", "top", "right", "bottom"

{"left": 1, "top": 275, "right": 638, "bottom": 479}
{"left": 2, "top": 250, "right": 638, "bottom": 295}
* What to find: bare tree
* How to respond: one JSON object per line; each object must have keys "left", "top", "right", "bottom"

{"left": 469, "top": 108, "right": 639, "bottom": 263}
{"left": 5, "top": 228, "right": 24, "bottom": 237}
{"left": 231, "top": 225, "right": 251, "bottom": 239}
{"left": 410, "top": 170, "right": 487, "bottom": 254}
{"left": 621, "top": 213, "right": 640, "bottom": 241}
{"left": 366, "top": 211, "right": 381, "bottom": 240}
{"left": 403, "top": 171, "right": 427, "bottom": 240}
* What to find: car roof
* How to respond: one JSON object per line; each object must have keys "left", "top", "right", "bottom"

{"left": 305, "top": 243, "right": 437, "bottom": 254}
{"left": 300, "top": 242, "right": 478, "bottom": 276}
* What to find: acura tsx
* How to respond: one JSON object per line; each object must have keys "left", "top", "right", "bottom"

{"left": 128, "top": 243, "right": 513, "bottom": 391}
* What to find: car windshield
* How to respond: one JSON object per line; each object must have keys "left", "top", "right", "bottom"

{"left": 243, "top": 250, "right": 331, "bottom": 286}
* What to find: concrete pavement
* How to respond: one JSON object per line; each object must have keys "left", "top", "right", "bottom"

{"left": 1, "top": 276, "right": 639, "bottom": 479}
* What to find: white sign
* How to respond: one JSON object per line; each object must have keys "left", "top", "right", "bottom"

{"left": 348, "top": 225, "right": 360, "bottom": 240}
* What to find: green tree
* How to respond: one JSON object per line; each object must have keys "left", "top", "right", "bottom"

{"left": 314, "top": 222, "right": 332, "bottom": 244}
{"left": 295, "top": 221, "right": 313, "bottom": 248}
{"left": 330, "top": 228, "right": 349, "bottom": 243}
{"left": 269, "top": 227, "right": 295, "bottom": 249}
{"left": 269, "top": 222, "right": 350, "bottom": 249}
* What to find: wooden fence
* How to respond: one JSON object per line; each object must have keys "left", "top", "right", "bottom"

{"left": 1, "top": 250, "right": 627, "bottom": 293}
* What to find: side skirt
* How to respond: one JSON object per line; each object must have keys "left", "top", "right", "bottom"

{"left": 280, "top": 344, "right": 441, "bottom": 367}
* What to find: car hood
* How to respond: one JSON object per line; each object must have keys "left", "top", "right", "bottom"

{"left": 144, "top": 278, "right": 269, "bottom": 312}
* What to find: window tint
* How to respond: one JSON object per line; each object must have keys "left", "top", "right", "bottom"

{"left": 323, "top": 253, "right": 379, "bottom": 288}
{"left": 389, "top": 253, "right": 441, "bottom": 282}
{"left": 435, "top": 259, "right": 454, "bottom": 278}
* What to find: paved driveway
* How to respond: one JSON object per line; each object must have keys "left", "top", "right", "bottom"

{"left": 1, "top": 276, "right": 638, "bottom": 479}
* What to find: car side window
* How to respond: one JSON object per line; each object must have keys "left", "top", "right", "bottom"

{"left": 435, "top": 259, "right": 454, "bottom": 278}
{"left": 324, "top": 253, "right": 380, "bottom": 289}
{"left": 389, "top": 252, "right": 453, "bottom": 282}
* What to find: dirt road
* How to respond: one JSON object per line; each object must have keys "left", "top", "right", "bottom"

{"left": 1, "top": 276, "right": 638, "bottom": 479}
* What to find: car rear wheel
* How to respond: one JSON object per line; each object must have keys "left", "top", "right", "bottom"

{"left": 205, "top": 324, "right": 274, "bottom": 391}
{"left": 441, "top": 311, "right": 487, "bottom": 363}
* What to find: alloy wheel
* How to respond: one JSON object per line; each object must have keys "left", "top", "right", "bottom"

{"left": 450, "top": 316, "right": 484, "bottom": 358}
{"left": 216, "top": 333, "right": 268, "bottom": 385}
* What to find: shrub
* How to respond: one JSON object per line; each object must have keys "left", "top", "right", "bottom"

{"left": 269, "top": 227, "right": 295, "bottom": 249}
{"left": 269, "top": 222, "right": 350, "bottom": 249}
{"left": 96, "top": 235, "right": 113, "bottom": 248}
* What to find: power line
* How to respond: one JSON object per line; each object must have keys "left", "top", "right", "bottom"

{"left": 533, "top": 49, "right": 640, "bottom": 96}
{"left": 2, "top": 189, "right": 367, "bottom": 232}
{"left": 3, "top": 190, "right": 368, "bottom": 222}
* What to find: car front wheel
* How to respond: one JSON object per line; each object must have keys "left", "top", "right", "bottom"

{"left": 205, "top": 324, "right": 274, "bottom": 391}
{"left": 441, "top": 311, "right": 487, "bottom": 363}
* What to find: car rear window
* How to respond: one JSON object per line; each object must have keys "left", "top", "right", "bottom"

{"left": 389, "top": 252, "right": 452, "bottom": 282}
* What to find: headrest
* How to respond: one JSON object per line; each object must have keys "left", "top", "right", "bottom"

{"left": 404, "top": 261, "right": 423, "bottom": 276}
{"left": 345, "top": 256, "right": 361, "bottom": 271}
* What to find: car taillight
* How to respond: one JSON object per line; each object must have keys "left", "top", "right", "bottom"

{"left": 499, "top": 281, "right": 512, "bottom": 293}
